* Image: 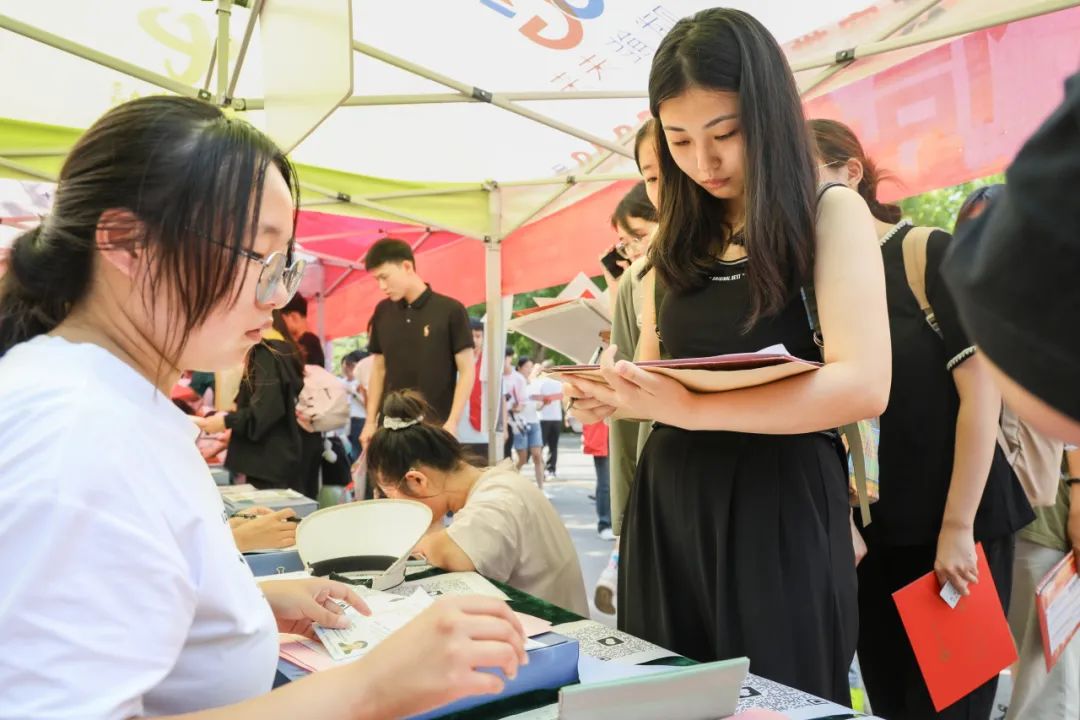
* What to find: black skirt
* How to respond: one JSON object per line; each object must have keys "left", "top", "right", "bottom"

{"left": 618, "top": 425, "right": 858, "bottom": 705}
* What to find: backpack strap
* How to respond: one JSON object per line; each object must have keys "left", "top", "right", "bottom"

{"left": 900, "top": 226, "right": 942, "bottom": 338}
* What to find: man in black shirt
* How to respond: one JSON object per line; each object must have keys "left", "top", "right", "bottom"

{"left": 360, "top": 238, "right": 475, "bottom": 450}
{"left": 280, "top": 294, "right": 326, "bottom": 368}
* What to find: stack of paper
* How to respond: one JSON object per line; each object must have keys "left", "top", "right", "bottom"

{"left": 508, "top": 272, "right": 611, "bottom": 365}
{"left": 546, "top": 352, "right": 821, "bottom": 394}
{"left": 1036, "top": 551, "right": 1080, "bottom": 671}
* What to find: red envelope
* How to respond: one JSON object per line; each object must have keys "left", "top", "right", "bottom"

{"left": 892, "top": 543, "right": 1018, "bottom": 712}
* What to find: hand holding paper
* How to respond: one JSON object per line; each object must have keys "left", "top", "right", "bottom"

{"left": 563, "top": 345, "right": 693, "bottom": 426}
{"left": 934, "top": 524, "right": 979, "bottom": 596}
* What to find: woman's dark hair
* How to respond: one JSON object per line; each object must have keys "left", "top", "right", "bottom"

{"left": 611, "top": 182, "right": 659, "bottom": 232}
{"left": 0, "top": 95, "right": 298, "bottom": 360}
{"left": 647, "top": 9, "right": 818, "bottom": 326}
{"left": 810, "top": 118, "right": 901, "bottom": 224}
{"left": 633, "top": 118, "right": 657, "bottom": 172}
{"left": 955, "top": 184, "right": 1004, "bottom": 232}
{"left": 366, "top": 391, "right": 468, "bottom": 495}
{"left": 268, "top": 308, "right": 303, "bottom": 375}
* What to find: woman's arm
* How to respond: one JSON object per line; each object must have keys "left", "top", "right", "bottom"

{"left": 637, "top": 269, "right": 661, "bottom": 362}
{"left": 934, "top": 355, "right": 1002, "bottom": 594}
{"left": 415, "top": 530, "right": 477, "bottom": 573}
{"left": 568, "top": 187, "right": 890, "bottom": 433}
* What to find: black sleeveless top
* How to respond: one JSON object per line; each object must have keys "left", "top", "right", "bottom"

{"left": 657, "top": 257, "right": 819, "bottom": 363}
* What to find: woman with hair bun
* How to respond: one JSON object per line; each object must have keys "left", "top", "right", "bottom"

{"left": 367, "top": 390, "right": 589, "bottom": 616}
{"left": 811, "top": 118, "right": 1033, "bottom": 719}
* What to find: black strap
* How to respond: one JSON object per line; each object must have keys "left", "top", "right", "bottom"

{"left": 801, "top": 182, "right": 848, "bottom": 353}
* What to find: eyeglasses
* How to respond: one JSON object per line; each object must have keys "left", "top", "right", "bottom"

{"left": 212, "top": 240, "right": 307, "bottom": 305}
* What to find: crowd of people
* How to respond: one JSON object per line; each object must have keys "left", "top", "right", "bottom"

{"left": 0, "top": 6, "right": 1077, "bottom": 720}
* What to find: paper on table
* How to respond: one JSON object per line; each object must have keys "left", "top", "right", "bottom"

{"left": 387, "top": 571, "right": 510, "bottom": 600}
{"left": 737, "top": 673, "right": 858, "bottom": 719}
{"left": 256, "top": 570, "right": 313, "bottom": 582}
{"left": 516, "top": 612, "right": 553, "bottom": 638}
{"left": 1035, "top": 550, "right": 1080, "bottom": 671}
{"left": 551, "top": 620, "right": 676, "bottom": 665}
{"left": 892, "top": 543, "right": 1017, "bottom": 711}
{"left": 279, "top": 636, "right": 337, "bottom": 672}
{"left": 314, "top": 588, "right": 433, "bottom": 661}
{"left": 546, "top": 352, "right": 820, "bottom": 395}
{"left": 577, "top": 655, "right": 679, "bottom": 684}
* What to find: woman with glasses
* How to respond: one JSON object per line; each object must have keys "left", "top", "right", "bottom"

{"left": 0, "top": 96, "right": 525, "bottom": 719}
{"left": 598, "top": 181, "right": 658, "bottom": 308}
{"left": 811, "top": 118, "right": 1033, "bottom": 719}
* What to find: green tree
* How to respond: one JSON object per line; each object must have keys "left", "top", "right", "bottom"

{"left": 898, "top": 174, "right": 1004, "bottom": 230}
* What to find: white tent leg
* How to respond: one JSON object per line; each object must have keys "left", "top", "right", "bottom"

{"left": 484, "top": 186, "right": 503, "bottom": 465}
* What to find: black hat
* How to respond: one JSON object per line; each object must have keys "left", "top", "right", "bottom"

{"left": 943, "top": 72, "right": 1080, "bottom": 421}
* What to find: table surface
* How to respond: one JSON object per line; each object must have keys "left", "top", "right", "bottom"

{"left": 404, "top": 570, "right": 863, "bottom": 720}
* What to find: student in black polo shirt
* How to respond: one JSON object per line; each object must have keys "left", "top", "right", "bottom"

{"left": 360, "top": 238, "right": 475, "bottom": 450}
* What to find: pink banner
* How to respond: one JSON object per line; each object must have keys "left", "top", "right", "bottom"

{"left": 805, "top": 7, "right": 1080, "bottom": 201}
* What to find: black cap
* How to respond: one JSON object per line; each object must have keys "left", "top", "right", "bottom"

{"left": 469, "top": 317, "right": 484, "bottom": 332}
{"left": 943, "top": 72, "right": 1080, "bottom": 422}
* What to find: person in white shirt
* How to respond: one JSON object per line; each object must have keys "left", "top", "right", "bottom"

{"left": 511, "top": 357, "right": 545, "bottom": 491}
{"left": 368, "top": 391, "right": 589, "bottom": 616}
{"left": 0, "top": 96, "right": 524, "bottom": 720}
{"left": 339, "top": 350, "right": 368, "bottom": 462}
{"left": 537, "top": 360, "right": 564, "bottom": 479}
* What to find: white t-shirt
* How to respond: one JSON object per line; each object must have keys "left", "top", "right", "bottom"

{"left": 0, "top": 336, "right": 278, "bottom": 719}
{"left": 447, "top": 462, "right": 588, "bottom": 616}
{"left": 507, "top": 370, "right": 536, "bottom": 425}
{"left": 341, "top": 376, "right": 366, "bottom": 418}
{"left": 537, "top": 377, "right": 564, "bottom": 422}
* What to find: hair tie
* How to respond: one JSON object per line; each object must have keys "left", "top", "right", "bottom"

{"left": 383, "top": 416, "right": 422, "bottom": 431}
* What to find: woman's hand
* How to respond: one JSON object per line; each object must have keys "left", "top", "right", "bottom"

{"left": 193, "top": 413, "right": 227, "bottom": 435}
{"left": 260, "top": 578, "right": 370, "bottom": 637}
{"left": 850, "top": 511, "right": 867, "bottom": 567}
{"left": 350, "top": 595, "right": 527, "bottom": 719}
{"left": 231, "top": 508, "right": 297, "bottom": 552}
{"left": 565, "top": 345, "right": 692, "bottom": 426}
{"left": 934, "top": 522, "right": 979, "bottom": 596}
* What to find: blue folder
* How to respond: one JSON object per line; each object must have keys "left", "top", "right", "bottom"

{"left": 408, "top": 632, "right": 579, "bottom": 720}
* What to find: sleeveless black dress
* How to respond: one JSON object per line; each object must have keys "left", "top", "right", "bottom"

{"left": 618, "top": 257, "right": 858, "bottom": 704}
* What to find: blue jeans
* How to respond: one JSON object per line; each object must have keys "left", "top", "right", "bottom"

{"left": 513, "top": 422, "right": 543, "bottom": 451}
{"left": 593, "top": 455, "right": 611, "bottom": 531}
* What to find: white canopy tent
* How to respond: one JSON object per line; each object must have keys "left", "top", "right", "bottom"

{"left": 2, "top": 0, "right": 1078, "bottom": 458}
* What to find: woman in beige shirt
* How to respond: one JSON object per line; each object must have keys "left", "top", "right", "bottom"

{"left": 367, "top": 391, "right": 589, "bottom": 616}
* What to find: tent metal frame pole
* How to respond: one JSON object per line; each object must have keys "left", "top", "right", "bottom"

{"left": 363, "top": 186, "right": 486, "bottom": 201}
{"left": 352, "top": 40, "right": 633, "bottom": 159}
{"left": 497, "top": 172, "right": 640, "bottom": 188}
{"left": 0, "top": 157, "right": 57, "bottom": 182}
{"left": 299, "top": 181, "right": 480, "bottom": 239}
{"left": 501, "top": 119, "right": 644, "bottom": 237}
{"left": 799, "top": 0, "right": 946, "bottom": 96}
{"left": 0, "top": 149, "right": 68, "bottom": 158}
{"left": 298, "top": 198, "right": 348, "bottom": 208}
{"left": 227, "top": 0, "right": 262, "bottom": 100}
{"left": 215, "top": 0, "right": 232, "bottom": 104}
{"left": 0, "top": 13, "right": 200, "bottom": 99}
{"left": 483, "top": 185, "right": 503, "bottom": 466}
{"left": 791, "top": 0, "right": 1080, "bottom": 73}
{"left": 242, "top": 90, "right": 648, "bottom": 110}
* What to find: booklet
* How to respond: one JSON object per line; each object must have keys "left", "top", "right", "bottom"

{"left": 546, "top": 351, "right": 821, "bottom": 394}
{"left": 508, "top": 297, "right": 611, "bottom": 365}
{"left": 1036, "top": 550, "right": 1080, "bottom": 671}
{"left": 892, "top": 543, "right": 1017, "bottom": 711}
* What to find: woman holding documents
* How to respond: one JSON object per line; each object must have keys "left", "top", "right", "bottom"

{"left": 0, "top": 97, "right": 526, "bottom": 720}
{"left": 367, "top": 390, "right": 590, "bottom": 616}
{"left": 813, "top": 121, "right": 1035, "bottom": 718}
{"left": 564, "top": 9, "right": 890, "bottom": 704}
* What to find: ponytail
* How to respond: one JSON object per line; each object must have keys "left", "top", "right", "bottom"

{"left": 809, "top": 118, "right": 902, "bottom": 225}
{"left": 0, "top": 222, "right": 93, "bottom": 356}
{"left": 365, "top": 390, "right": 469, "bottom": 496}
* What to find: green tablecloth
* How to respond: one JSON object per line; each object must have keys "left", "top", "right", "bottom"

{"left": 405, "top": 569, "right": 693, "bottom": 720}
